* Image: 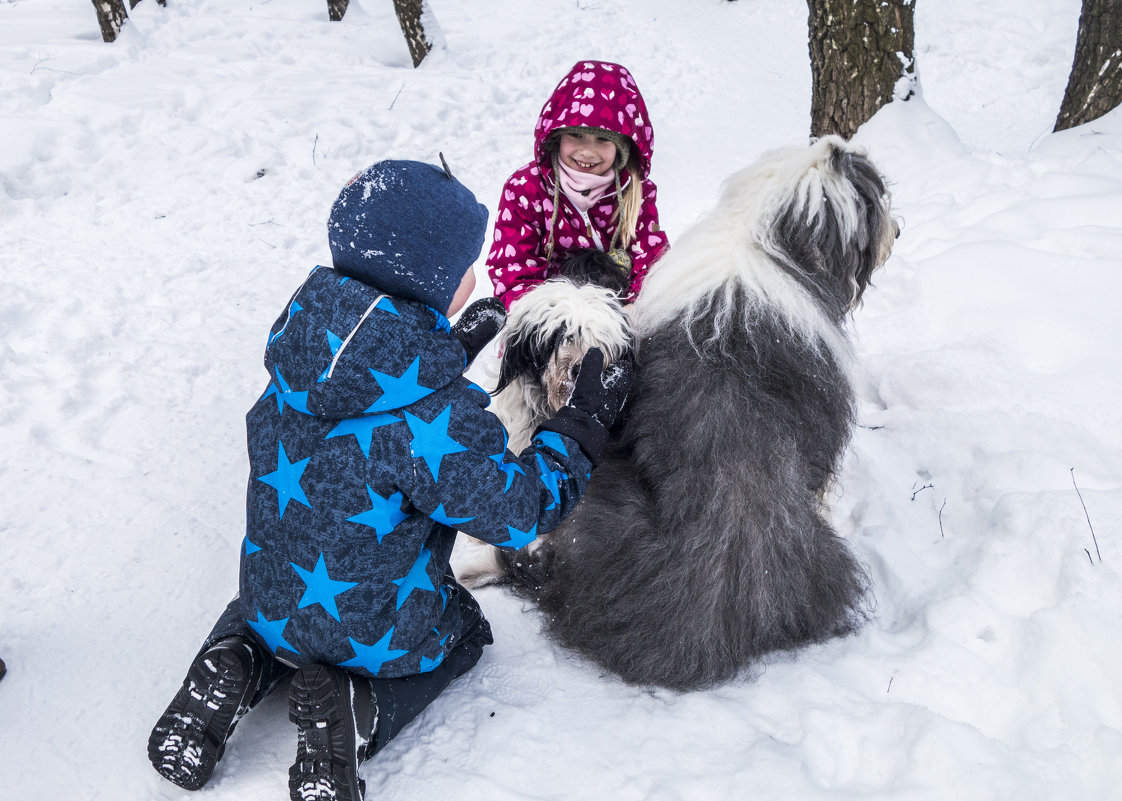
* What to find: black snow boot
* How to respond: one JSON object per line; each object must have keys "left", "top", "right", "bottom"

{"left": 288, "top": 664, "right": 379, "bottom": 801}
{"left": 147, "top": 635, "right": 263, "bottom": 790}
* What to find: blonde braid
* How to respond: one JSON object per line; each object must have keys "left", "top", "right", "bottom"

{"left": 545, "top": 152, "right": 563, "bottom": 262}
{"left": 613, "top": 161, "right": 643, "bottom": 250}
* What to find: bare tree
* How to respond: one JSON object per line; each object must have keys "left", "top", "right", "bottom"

{"left": 330, "top": 0, "right": 437, "bottom": 68}
{"left": 392, "top": 0, "right": 435, "bottom": 68}
{"left": 1055, "top": 0, "right": 1122, "bottom": 131}
{"left": 93, "top": 0, "right": 165, "bottom": 43}
{"left": 92, "top": 0, "right": 129, "bottom": 42}
{"left": 807, "top": 0, "right": 916, "bottom": 139}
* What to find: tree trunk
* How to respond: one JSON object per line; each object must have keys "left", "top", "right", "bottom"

{"left": 328, "top": 0, "right": 349, "bottom": 22}
{"left": 1055, "top": 0, "right": 1122, "bottom": 131}
{"left": 393, "top": 0, "right": 433, "bottom": 68}
{"left": 92, "top": 0, "right": 129, "bottom": 43}
{"left": 807, "top": 0, "right": 916, "bottom": 140}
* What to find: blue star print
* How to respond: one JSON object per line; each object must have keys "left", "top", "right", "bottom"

{"left": 489, "top": 450, "right": 526, "bottom": 492}
{"left": 347, "top": 485, "right": 409, "bottom": 543}
{"left": 258, "top": 441, "right": 312, "bottom": 519}
{"left": 247, "top": 610, "right": 300, "bottom": 656}
{"left": 496, "top": 522, "right": 538, "bottom": 549}
{"left": 291, "top": 554, "right": 359, "bottom": 622}
{"left": 316, "top": 329, "right": 346, "bottom": 383}
{"left": 403, "top": 405, "right": 468, "bottom": 481}
{"left": 261, "top": 367, "right": 311, "bottom": 415}
{"left": 428, "top": 503, "right": 474, "bottom": 527}
{"left": 419, "top": 652, "right": 446, "bottom": 672}
{"left": 533, "top": 430, "right": 570, "bottom": 457}
{"left": 392, "top": 547, "right": 436, "bottom": 609}
{"left": 244, "top": 536, "right": 262, "bottom": 556}
{"left": 536, "top": 452, "right": 567, "bottom": 511}
{"left": 366, "top": 356, "right": 431, "bottom": 413}
{"left": 375, "top": 297, "right": 399, "bottom": 316}
{"left": 338, "top": 628, "right": 409, "bottom": 675}
{"left": 325, "top": 413, "right": 400, "bottom": 458}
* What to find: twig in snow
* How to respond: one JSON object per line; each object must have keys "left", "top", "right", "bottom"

{"left": 1071, "top": 467, "right": 1101, "bottom": 564}
{"left": 910, "top": 482, "right": 934, "bottom": 501}
{"left": 938, "top": 498, "right": 946, "bottom": 538}
{"left": 312, "top": 133, "right": 319, "bottom": 167}
{"left": 388, "top": 83, "right": 405, "bottom": 110}
{"left": 887, "top": 675, "right": 894, "bottom": 693}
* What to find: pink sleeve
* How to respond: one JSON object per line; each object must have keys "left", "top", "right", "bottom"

{"left": 486, "top": 176, "right": 552, "bottom": 310}
{"left": 625, "top": 179, "right": 670, "bottom": 302}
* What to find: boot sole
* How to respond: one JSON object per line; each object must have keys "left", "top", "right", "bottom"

{"left": 147, "top": 646, "right": 251, "bottom": 790}
{"left": 288, "top": 665, "right": 365, "bottom": 801}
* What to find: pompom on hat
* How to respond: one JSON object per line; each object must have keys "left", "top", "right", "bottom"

{"left": 327, "top": 157, "right": 489, "bottom": 312}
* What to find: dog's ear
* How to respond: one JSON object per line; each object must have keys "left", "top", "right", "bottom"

{"left": 772, "top": 149, "right": 892, "bottom": 319}
{"left": 494, "top": 323, "right": 568, "bottom": 395}
{"left": 838, "top": 150, "right": 894, "bottom": 305}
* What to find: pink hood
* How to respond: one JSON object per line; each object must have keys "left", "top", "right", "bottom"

{"left": 533, "top": 61, "right": 655, "bottom": 178}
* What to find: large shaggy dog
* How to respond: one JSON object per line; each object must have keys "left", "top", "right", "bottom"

{"left": 478, "top": 136, "right": 896, "bottom": 691}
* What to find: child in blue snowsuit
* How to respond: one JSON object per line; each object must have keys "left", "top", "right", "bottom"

{"left": 147, "top": 159, "right": 631, "bottom": 801}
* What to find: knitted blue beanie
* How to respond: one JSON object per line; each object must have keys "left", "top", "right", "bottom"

{"left": 327, "top": 159, "right": 489, "bottom": 312}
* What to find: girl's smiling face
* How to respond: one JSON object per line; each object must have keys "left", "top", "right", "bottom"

{"left": 558, "top": 130, "right": 618, "bottom": 176}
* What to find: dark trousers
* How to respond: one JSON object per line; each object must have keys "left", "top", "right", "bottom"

{"left": 201, "top": 586, "right": 493, "bottom": 756}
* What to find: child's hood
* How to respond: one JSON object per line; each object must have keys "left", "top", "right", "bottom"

{"left": 260, "top": 266, "right": 467, "bottom": 419}
{"left": 534, "top": 60, "right": 655, "bottom": 178}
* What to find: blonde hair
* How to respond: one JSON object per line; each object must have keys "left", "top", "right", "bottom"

{"left": 613, "top": 159, "right": 643, "bottom": 250}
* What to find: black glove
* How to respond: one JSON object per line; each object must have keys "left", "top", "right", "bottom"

{"left": 536, "top": 347, "right": 633, "bottom": 466}
{"left": 451, "top": 297, "right": 506, "bottom": 366}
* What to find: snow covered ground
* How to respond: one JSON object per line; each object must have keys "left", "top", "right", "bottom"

{"left": 2, "top": 0, "right": 1120, "bottom": 798}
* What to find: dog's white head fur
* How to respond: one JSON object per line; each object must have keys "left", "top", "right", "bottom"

{"left": 492, "top": 280, "right": 632, "bottom": 452}
{"left": 632, "top": 135, "right": 896, "bottom": 361}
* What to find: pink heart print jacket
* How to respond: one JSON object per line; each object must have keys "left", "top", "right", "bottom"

{"left": 486, "top": 60, "right": 670, "bottom": 309}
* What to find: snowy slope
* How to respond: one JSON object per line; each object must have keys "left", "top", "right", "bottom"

{"left": 1, "top": 0, "right": 1120, "bottom": 799}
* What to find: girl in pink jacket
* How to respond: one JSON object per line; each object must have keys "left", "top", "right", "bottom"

{"left": 487, "top": 61, "right": 670, "bottom": 309}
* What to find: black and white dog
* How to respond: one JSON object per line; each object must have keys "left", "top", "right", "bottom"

{"left": 488, "top": 251, "right": 634, "bottom": 453}
{"left": 470, "top": 136, "right": 896, "bottom": 691}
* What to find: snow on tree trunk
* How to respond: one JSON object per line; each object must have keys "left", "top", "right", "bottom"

{"left": 92, "top": 0, "right": 129, "bottom": 43}
{"left": 1055, "top": 0, "right": 1122, "bottom": 131}
{"left": 393, "top": 0, "right": 441, "bottom": 68}
{"left": 328, "top": 0, "right": 350, "bottom": 22}
{"left": 807, "top": 0, "right": 916, "bottom": 140}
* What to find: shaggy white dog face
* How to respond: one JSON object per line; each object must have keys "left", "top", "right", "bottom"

{"left": 492, "top": 280, "right": 633, "bottom": 451}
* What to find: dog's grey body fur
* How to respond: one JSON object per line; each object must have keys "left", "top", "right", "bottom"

{"left": 489, "top": 136, "right": 896, "bottom": 691}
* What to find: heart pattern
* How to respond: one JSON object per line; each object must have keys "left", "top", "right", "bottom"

{"left": 484, "top": 59, "right": 669, "bottom": 308}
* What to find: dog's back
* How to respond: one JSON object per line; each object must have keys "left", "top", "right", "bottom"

{"left": 506, "top": 288, "right": 869, "bottom": 690}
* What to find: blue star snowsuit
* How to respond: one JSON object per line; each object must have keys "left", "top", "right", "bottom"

{"left": 238, "top": 265, "right": 592, "bottom": 679}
